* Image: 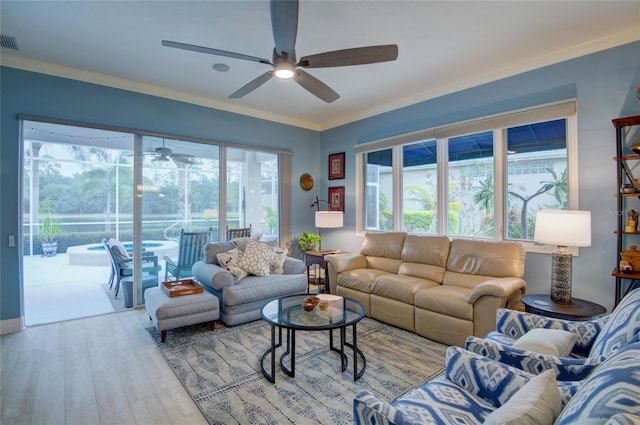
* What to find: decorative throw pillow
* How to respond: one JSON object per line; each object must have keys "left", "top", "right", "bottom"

{"left": 230, "top": 236, "right": 256, "bottom": 252}
{"left": 513, "top": 328, "right": 578, "bottom": 357}
{"left": 483, "top": 369, "right": 562, "bottom": 425}
{"left": 110, "top": 244, "right": 131, "bottom": 269}
{"left": 270, "top": 247, "right": 287, "bottom": 274}
{"left": 238, "top": 239, "right": 275, "bottom": 277}
{"left": 216, "top": 248, "right": 248, "bottom": 282}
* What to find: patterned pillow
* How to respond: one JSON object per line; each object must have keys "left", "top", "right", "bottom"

{"left": 238, "top": 239, "right": 275, "bottom": 277}
{"left": 270, "top": 247, "right": 287, "bottom": 274}
{"left": 216, "top": 248, "right": 248, "bottom": 283}
{"left": 110, "top": 245, "right": 131, "bottom": 269}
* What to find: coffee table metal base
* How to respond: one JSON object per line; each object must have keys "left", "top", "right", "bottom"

{"left": 261, "top": 323, "right": 366, "bottom": 383}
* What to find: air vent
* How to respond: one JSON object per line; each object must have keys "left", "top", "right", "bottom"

{"left": 0, "top": 34, "right": 19, "bottom": 50}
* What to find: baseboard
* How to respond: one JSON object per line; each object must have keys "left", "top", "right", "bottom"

{"left": 0, "top": 317, "right": 25, "bottom": 334}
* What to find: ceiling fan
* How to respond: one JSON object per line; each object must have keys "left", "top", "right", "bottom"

{"left": 161, "top": 0, "right": 398, "bottom": 103}
{"left": 146, "top": 140, "right": 195, "bottom": 165}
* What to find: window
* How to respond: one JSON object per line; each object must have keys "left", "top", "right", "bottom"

{"left": 355, "top": 101, "right": 577, "bottom": 247}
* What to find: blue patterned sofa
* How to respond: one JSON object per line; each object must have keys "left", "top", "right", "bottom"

{"left": 353, "top": 342, "right": 640, "bottom": 424}
{"left": 464, "top": 287, "right": 640, "bottom": 381}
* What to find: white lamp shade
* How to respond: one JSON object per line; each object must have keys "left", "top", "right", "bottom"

{"left": 315, "top": 211, "right": 343, "bottom": 228}
{"left": 534, "top": 210, "right": 591, "bottom": 247}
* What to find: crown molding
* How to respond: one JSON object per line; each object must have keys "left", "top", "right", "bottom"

{"left": 2, "top": 26, "right": 637, "bottom": 132}
{"left": 0, "top": 54, "right": 322, "bottom": 131}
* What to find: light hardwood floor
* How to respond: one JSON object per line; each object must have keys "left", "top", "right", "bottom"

{"left": 1, "top": 309, "right": 208, "bottom": 425}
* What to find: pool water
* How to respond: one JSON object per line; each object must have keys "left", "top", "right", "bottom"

{"left": 87, "top": 242, "right": 164, "bottom": 251}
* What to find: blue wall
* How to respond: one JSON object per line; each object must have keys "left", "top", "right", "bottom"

{"left": 0, "top": 67, "right": 320, "bottom": 322}
{"left": 318, "top": 41, "right": 640, "bottom": 311}
{"left": 2, "top": 41, "right": 639, "bottom": 324}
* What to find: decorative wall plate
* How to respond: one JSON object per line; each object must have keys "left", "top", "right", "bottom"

{"left": 300, "top": 173, "right": 314, "bottom": 191}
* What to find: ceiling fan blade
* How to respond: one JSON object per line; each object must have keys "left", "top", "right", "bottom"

{"left": 294, "top": 69, "right": 339, "bottom": 103}
{"left": 162, "top": 40, "right": 271, "bottom": 64}
{"left": 172, "top": 156, "right": 194, "bottom": 165}
{"left": 229, "top": 71, "right": 274, "bottom": 99}
{"left": 170, "top": 152, "right": 195, "bottom": 159}
{"left": 298, "top": 44, "right": 399, "bottom": 68}
{"left": 270, "top": 0, "right": 298, "bottom": 56}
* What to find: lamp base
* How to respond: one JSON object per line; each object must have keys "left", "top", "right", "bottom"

{"left": 551, "top": 250, "right": 572, "bottom": 304}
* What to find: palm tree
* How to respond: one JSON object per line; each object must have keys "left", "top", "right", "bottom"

{"left": 473, "top": 168, "right": 567, "bottom": 238}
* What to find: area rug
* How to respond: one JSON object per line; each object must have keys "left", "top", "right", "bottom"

{"left": 148, "top": 317, "right": 447, "bottom": 425}
{"left": 101, "top": 283, "right": 126, "bottom": 311}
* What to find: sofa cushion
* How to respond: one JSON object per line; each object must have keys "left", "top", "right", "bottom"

{"left": 401, "top": 234, "right": 450, "bottom": 267}
{"left": 446, "top": 239, "right": 525, "bottom": 279}
{"left": 373, "top": 274, "right": 439, "bottom": 304}
{"left": 221, "top": 274, "right": 307, "bottom": 307}
{"left": 415, "top": 285, "right": 473, "bottom": 320}
{"left": 337, "top": 269, "right": 394, "bottom": 294}
{"left": 482, "top": 369, "right": 561, "bottom": 425}
{"left": 360, "top": 231, "right": 406, "bottom": 259}
{"left": 204, "top": 242, "right": 236, "bottom": 265}
{"left": 398, "top": 262, "right": 446, "bottom": 283}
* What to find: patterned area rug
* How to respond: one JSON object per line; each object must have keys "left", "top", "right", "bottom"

{"left": 149, "top": 317, "right": 447, "bottom": 425}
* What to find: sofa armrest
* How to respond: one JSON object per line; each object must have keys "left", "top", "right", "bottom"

{"left": 283, "top": 256, "right": 305, "bottom": 275}
{"left": 353, "top": 390, "right": 411, "bottom": 425}
{"left": 326, "top": 254, "right": 368, "bottom": 273}
{"left": 464, "top": 336, "right": 604, "bottom": 381}
{"left": 192, "top": 261, "right": 235, "bottom": 291}
{"left": 445, "top": 346, "right": 579, "bottom": 408}
{"left": 466, "top": 277, "right": 526, "bottom": 304}
{"left": 494, "top": 308, "right": 607, "bottom": 356}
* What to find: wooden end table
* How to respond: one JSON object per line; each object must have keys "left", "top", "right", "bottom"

{"left": 520, "top": 294, "right": 607, "bottom": 321}
{"left": 304, "top": 250, "right": 337, "bottom": 294}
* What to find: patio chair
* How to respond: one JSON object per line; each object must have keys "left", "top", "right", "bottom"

{"left": 103, "top": 238, "right": 159, "bottom": 298}
{"left": 226, "top": 224, "right": 251, "bottom": 241}
{"left": 164, "top": 228, "right": 212, "bottom": 281}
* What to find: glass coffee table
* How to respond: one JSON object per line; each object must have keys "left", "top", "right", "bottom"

{"left": 260, "top": 294, "right": 366, "bottom": 383}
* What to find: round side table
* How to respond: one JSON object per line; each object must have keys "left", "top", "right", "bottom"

{"left": 520, "top": 294, "right": 606, "bottom": 321}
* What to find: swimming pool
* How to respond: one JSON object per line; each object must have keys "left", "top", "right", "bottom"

{"left": 67, "top": 240, "right": 179, "bottom": 266}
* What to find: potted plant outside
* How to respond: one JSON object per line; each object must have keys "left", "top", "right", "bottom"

{"left": 297, "top": 232, "right": 321, "bottom": 252}
{"left": 39, "top": 201, "right": 61, "bottom": 257}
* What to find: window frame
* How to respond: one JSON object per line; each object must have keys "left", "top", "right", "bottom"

{"left": 354, "top": 100, "right": 579, "bottom": 254}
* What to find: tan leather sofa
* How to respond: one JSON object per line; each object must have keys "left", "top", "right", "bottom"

{"left": 326, "top": 232, "right": 526, "bottom": 346}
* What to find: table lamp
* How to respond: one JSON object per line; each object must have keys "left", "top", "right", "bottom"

{"left": 534, "top": 209, "right": 591, "bottom": 304}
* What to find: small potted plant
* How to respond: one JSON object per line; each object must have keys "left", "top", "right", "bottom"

{"left": 39, "top": 201, "right": 61, "bottom": 257}
{"left": 297, "top": 232, "right": 321, "bottom": 252}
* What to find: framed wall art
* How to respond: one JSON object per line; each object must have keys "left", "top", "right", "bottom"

{"left": 328, "top": 186, "right": 345, "bottom": 212}
{"left": 328, "top": 152, "right": 345, "bottom": 180}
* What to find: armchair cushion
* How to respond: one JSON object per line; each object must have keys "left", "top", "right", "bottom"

{"left": 482, "top": 369, "right": 561, "bottom": 425}
{"left": 589, "top": 286, "right": 640, "bottom": 357}
{"left": 512, "top": 329, "right": 578, "bottom": 357}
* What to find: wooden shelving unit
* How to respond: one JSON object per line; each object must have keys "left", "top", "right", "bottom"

{"left": 612, "top": 115, "right": 640, "bottom": 305}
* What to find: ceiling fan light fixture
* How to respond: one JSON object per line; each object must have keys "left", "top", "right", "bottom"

{"left": 274, "top": 63, "right": 295, "bottom": 79}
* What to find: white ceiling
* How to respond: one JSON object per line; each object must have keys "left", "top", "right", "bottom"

{"left": 1, "top": 1, "right": 639, "bottom": 131}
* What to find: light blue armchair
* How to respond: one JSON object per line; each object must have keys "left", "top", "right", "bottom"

{"left": 465, "top": 287, "right": 640, "bottom": 381}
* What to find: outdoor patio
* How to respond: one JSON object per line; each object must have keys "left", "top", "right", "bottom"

{"left": 23, "top": 253, "right": 152, "bottom": 326}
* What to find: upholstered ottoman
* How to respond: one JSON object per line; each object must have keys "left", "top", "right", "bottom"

{"left": 144, "top": 287, "right": 219, "bottom": 342}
